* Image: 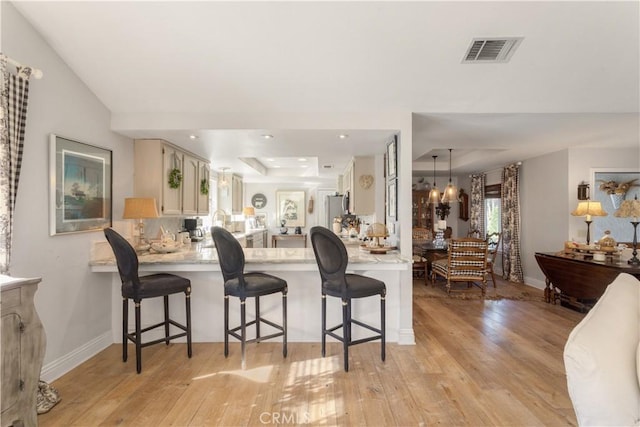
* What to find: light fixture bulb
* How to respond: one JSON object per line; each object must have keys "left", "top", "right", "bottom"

{"left": 429, "top": 155, "right": 441, "bottom": 203}
{"left": 440, "top": 148, "right": 459, "bottom": 203}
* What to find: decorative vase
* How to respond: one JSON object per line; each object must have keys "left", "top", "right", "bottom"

{"left": 610, "top": 193, "right": 625, "bottom": 209}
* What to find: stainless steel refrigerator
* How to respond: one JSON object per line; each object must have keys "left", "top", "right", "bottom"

{"left": 325, "top": 195, "right": 344, "bottom": 228}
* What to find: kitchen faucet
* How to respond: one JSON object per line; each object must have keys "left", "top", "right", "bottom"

{"left": 212, "top": 209, "right": 227, "bottom": 227}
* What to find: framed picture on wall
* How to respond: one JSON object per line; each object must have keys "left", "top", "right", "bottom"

{"left": 387, "top": 179, "right": 397, "bottom": 218}
{"left": 49, "top": 134, "right": 112, "bottom": 235}
{"left": 386, "top": 136, "right": 397, "bottom": 179}
{"left": 276, "top": 190, "right": 306, "bottom": 227}
{"left": 255, "top": 212, "right": 268, "bottom": 228}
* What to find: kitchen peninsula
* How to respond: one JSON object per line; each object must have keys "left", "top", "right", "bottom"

{"left": 90, "top": 240, "right": 413, "bottom": 345}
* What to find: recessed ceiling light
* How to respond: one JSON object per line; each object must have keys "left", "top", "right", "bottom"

{"left": 262, "top": 134, "right": 274, "bottom": 139}
{"left": 298, "top": 158, "right": 307, "bottom": 162}
{"left": 300, "top": 164, "right": 308, "bottom": 168}
{"left": 189, "top": 134, "right": 198, "bottom": 140}
{"left": 339, "top": 134, "right": 349, "bottom": 139}
{"left": 266, "top": 158, "right": 275, "bottom": 162}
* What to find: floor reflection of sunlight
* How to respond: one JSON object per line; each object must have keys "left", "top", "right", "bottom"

{"left": 282, "top": 355, "right": 342, "bottom": 424}
{"left": 192, "top": 365, "right": 274, "bottom": 383}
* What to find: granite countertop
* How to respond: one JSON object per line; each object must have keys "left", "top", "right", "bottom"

{"left": 90, "top": 239, "right": 408, "bottom": 268}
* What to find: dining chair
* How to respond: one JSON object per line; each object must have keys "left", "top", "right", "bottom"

{"left": 412, "top": 228, "right": 431, "bottom": 284}
{"left": 310, "top": 226, "right": 386, "bottom": 372}
{"left": 431, "top": 237, "right": 489, "bottom": 297}
{"left": 211, "top": 226, "right": 287, "bottom": 369}
{"left": 104, "top": 228, "right": 192, "bottom": 373}
{"left": 486, "top": 231, "right": 502, "bottom": 287}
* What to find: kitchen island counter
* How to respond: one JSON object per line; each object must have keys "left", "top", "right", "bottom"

{"left": 90, "top": 240, "right": 414, "bottom": 345}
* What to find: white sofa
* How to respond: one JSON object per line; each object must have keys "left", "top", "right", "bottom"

{"left": 564, "top": 272, "right": 640, "bottom": 426}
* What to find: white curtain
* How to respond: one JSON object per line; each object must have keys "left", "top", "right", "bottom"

{"left": 0, "top": 54, "right": 33, "bottom": 274}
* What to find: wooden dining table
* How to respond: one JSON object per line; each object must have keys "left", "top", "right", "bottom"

{"left": 414, "top": 241, "right": 449, "bottom": 277}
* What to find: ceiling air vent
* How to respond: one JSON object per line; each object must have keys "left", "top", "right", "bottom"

{"left": 463, "top": 37, "right": 523, "bottom": 63}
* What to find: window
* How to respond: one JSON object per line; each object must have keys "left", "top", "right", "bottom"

{"left": 484, "top": 184, "right": 501, "bottom": 235}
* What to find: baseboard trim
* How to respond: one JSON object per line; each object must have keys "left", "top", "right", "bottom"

{"left": 398, "top": 328, "right": 415, "bottom": 345}
{"left": 40, "top": 332, "right": 113, "bottom": 382}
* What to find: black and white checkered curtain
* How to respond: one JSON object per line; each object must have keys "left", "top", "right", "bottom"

{"left": 501, "top": 164, "right": 523, "bottom": 283}
{"left": 0, "top": 54, "right": 32, "bottom": 274}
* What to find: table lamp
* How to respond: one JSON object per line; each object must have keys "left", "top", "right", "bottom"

{"left": 614, "top": 195, "right": 640, "bottom": 265}
{"left": 243, "top": 206, "right": 256, "bottom": 230}
{"left": 571, "top": 200, "right": 607, "bottom": 245}
{"left": 123, "top": 198, "right": 159, "bottom": 251}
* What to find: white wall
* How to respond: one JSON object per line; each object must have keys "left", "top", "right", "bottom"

{"left": 522, "top": 147, "right": 640, "bottom": 287}
{"left": 521, "top": 149, "right": 569, "bottom": 286}
{"left": 568, "top": 146, "right": 640, "bottom": 242}
{"left": 2, "top": 2, "right": 133, "bottom": 376}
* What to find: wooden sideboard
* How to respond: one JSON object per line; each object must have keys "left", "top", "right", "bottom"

{"left": 1, "top": 275, "right": 45, "bottom": 427}
{"left": 535, "top": 252, "right": 640, "bottom": 312}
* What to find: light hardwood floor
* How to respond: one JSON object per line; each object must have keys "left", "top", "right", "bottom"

{"left": 39, "top": 278, "right": 584, "bottom": 426}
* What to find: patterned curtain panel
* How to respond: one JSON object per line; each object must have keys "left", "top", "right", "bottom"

{"left": 469, "top": 174, "right": 485, "bottom": 236}
{"left": 501, "top": 164, "right": 524, "bottom": 283}
{"left": 0, "top": 54, "right": 32, "bottom": 274}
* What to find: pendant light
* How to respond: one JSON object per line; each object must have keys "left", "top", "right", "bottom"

{"left": 217, "top": 167, "right": 229, "bottom": 189}
{"left": 428, "top": 155, "right": 441, "bottom": 204}
{"left": 441, "top": 148, "right": 459, "bottom": 203}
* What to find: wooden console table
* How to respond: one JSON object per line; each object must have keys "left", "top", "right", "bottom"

{"left": 1, "top": 275, "right": 45, "bottom": 427}
{"left": 271, "top": 233, "right": 307, "bottom": 248}
{"left": 535, "top": 252, "right": 640, "bottom": 312}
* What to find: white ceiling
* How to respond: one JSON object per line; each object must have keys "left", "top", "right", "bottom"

{"left": 12, "top": 1, "right": 640, "bottom": 182}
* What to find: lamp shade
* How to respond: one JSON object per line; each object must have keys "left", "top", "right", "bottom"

{"left": 243, "top": 206, "right": 255, "bottom": 217}
{"left": 614, "top": 195, "right": 640, "bottom": 220}
{"left": 123, "top": 198, "right": 159, "bottom": 219}
{"left": 440, "top": 183, "right": 459, "bottom": 204}
{"left": 571, "top": 201, "right": 607, "bottom": 220}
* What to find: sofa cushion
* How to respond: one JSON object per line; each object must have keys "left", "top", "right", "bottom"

{"left": 564, "top": 273, "right": 640, "bottom": 426}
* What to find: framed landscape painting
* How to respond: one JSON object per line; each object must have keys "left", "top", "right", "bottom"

{"left": 49, "top": 134, "right": 112, "bottom": 235}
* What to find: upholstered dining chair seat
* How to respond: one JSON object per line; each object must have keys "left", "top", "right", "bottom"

{"left": 223, "top": 273, "right": 288, "bottom": 298}
{"left": 322, "top": 274, "right": 386, "bottom": 299}
{"left": 121, "top": 273, "right": 190, "bottom": 300}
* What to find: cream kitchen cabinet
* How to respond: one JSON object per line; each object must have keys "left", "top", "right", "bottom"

{"left": 231, "top": 174, "right": 244, "bottom": 214}
{"left": 217, "top": 173, "right": 243, "bottom": 215}
{"left": 197, "top": 162, "right": 210, "bottom": 215}
{"left": 182, "top": 154, "right": 199, "bottom": 216}
{"left": 1, "top": 275, "right": 45, "bottom": 427}
{"left": 134, "top": 139, "right": 210, "bottom": 216}
{"left": 344, "top": 156, "right": 374, "bottom": 215}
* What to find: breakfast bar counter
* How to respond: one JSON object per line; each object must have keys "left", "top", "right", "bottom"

{"left": 90, "top": 241, "right": 414, "bottom": 345}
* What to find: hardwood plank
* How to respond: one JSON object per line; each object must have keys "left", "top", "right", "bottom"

{"left": 38, "top": 277, "right": 583, "bottom": 426}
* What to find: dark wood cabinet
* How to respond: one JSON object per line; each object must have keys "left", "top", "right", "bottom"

{"left": 458, "top": 188, "right": 469, "bottom": 221}
{"left": 412, "top": 190, "right": 433, "bottom": 230}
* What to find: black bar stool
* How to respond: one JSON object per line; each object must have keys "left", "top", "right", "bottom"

{"left": 211, "top": 226, "right": 287, "bottom": 369}
{"left": 309, "top": 226, "right": 386, "bottom": 372}
{"left": 104, "top": 228, "right": 192, "bottom": 373}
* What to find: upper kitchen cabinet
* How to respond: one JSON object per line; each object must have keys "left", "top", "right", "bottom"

{"left": 182, "top": 154, "right": 199, "bottom": 215}
{"left": 197, "top": 162, "right": 210, "bottom": 215}
{"left": 134, "top": 139, "right": 210, "bottom": 216}
{"left": 217, "top": 172, "right": 243, "bottom": 215}
{"left": 344, "top": 156, "right": 375, "bottom": 215}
